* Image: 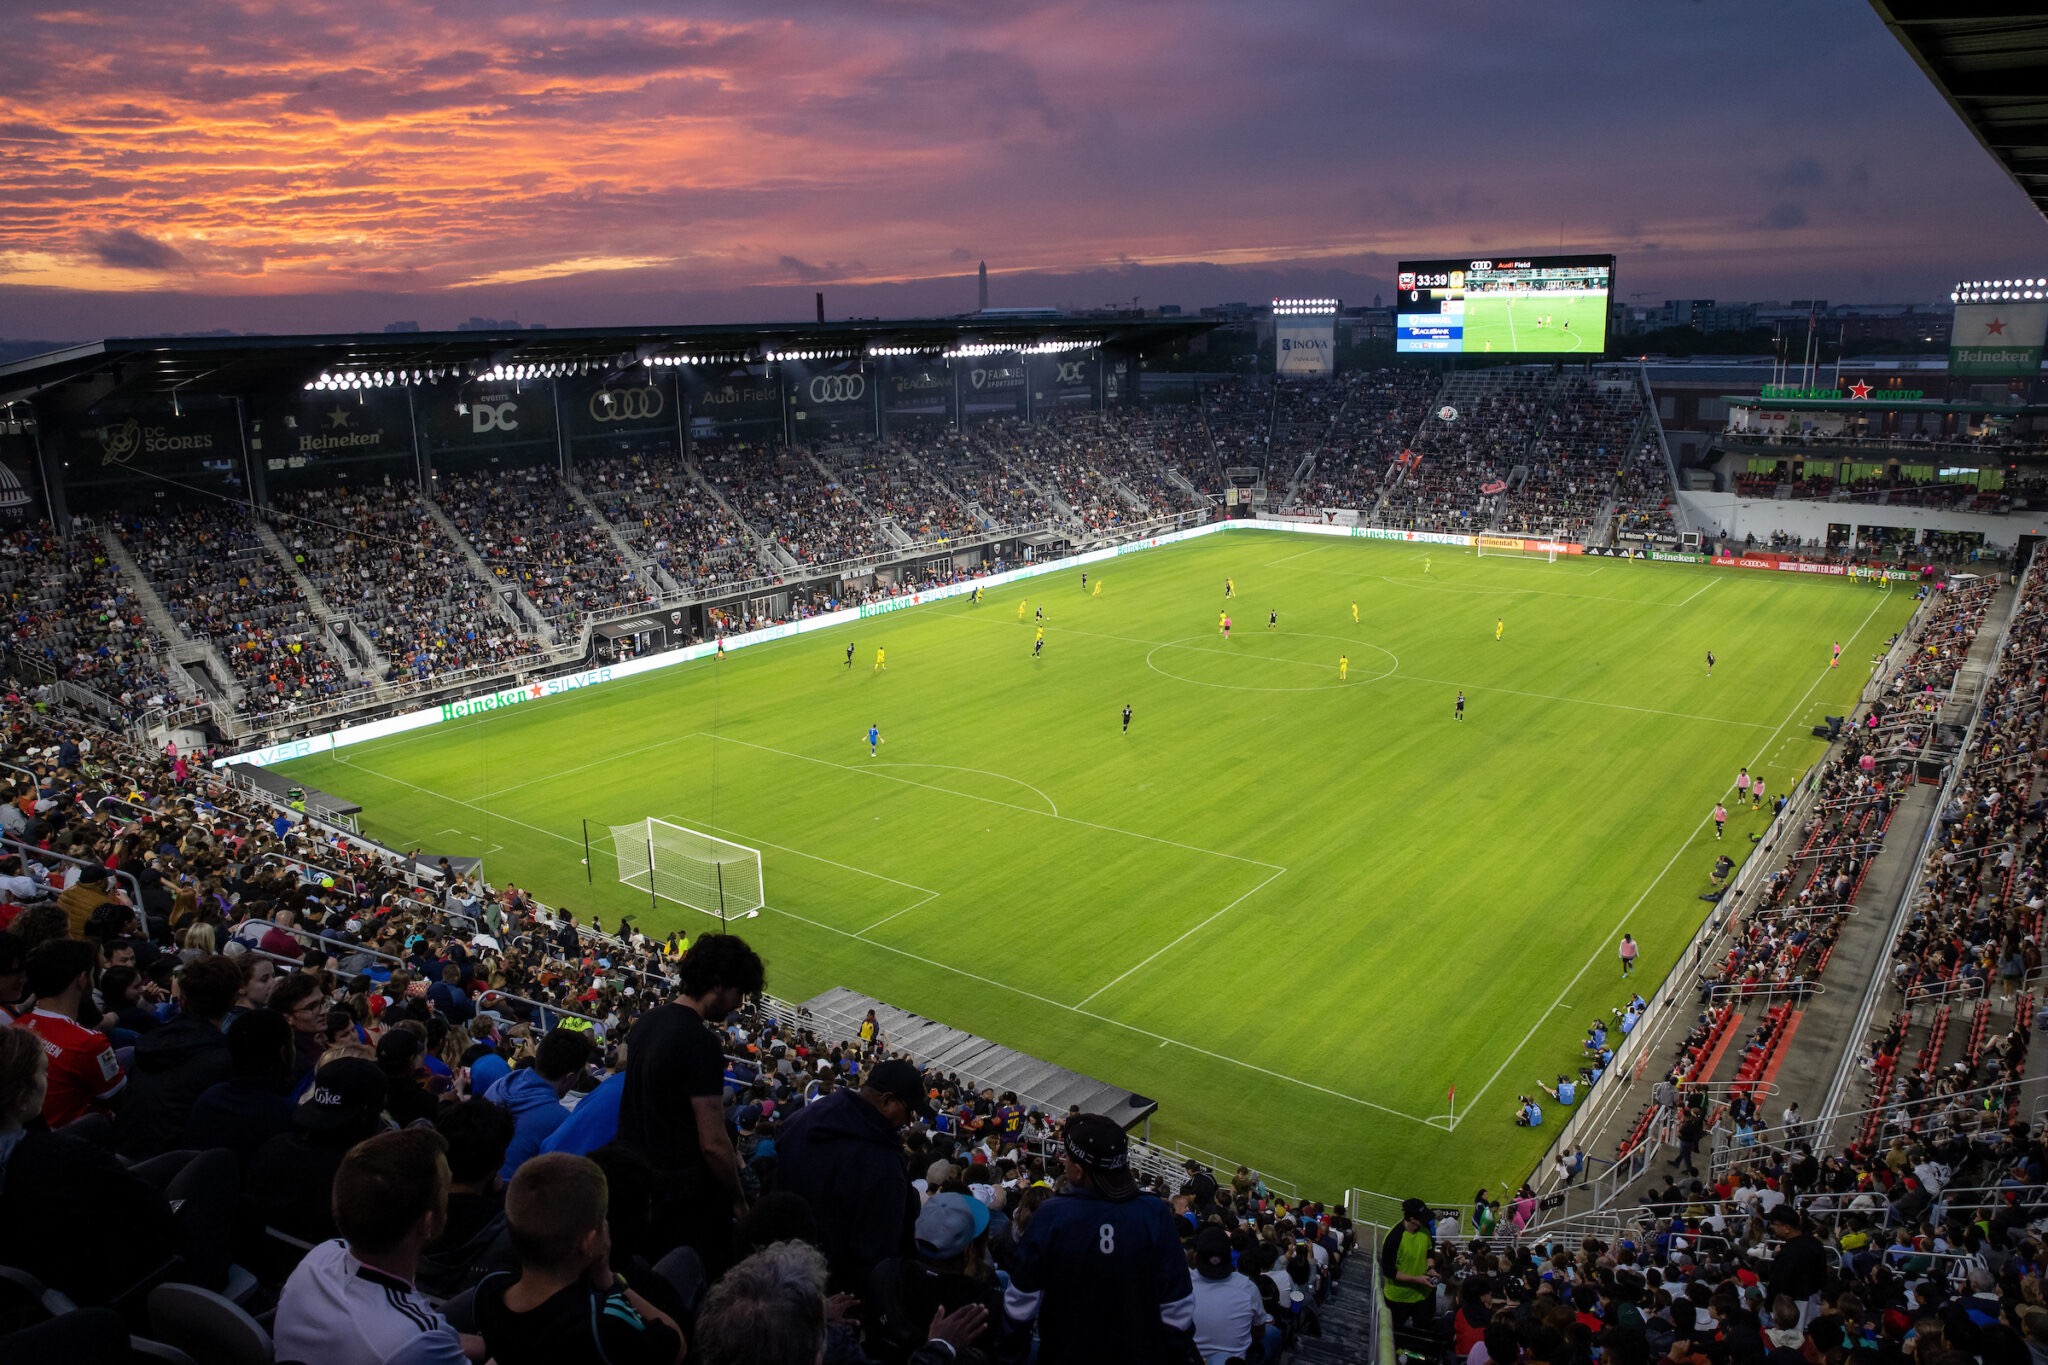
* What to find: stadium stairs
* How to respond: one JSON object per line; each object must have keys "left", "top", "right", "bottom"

{"left": 1289, "top": 1280, "right": 1377, "bottom": 1365}
{"left": 248, "top": 518, "right": 388, "bottom": 682}
{"left": 684, "top": 459, "right": 800, "bottom": 576}
{"left": 92, "top": 524, "right": 241, "bottom": 706}
{"left": 1540, "top": 579, "right": 2022, "bottom": 1224}
{"left": 417, "top": 495, "right": 560, "bottom": 642}
{"left": 563, "top": 473, "right": 682, "bottom": 597}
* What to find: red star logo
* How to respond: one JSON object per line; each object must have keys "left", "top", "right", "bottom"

{"left": 1985, "top": 317, "right": 2007, "bottom": 336}
{"left": 1847, "top": 381, "right": 1873, "bottom": 400}
{"left": 528, "top": 683, "right": 543, "bottom": 698}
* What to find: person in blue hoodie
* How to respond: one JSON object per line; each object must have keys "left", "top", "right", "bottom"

{"left": 484, "top": 1028, "right": 595, "bottom": 1183}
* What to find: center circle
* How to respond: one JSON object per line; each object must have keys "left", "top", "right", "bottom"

{"left": 1143, "top": 633, "right": 1398, "bottom": 693}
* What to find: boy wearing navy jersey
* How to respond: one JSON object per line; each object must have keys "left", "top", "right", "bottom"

{"left": 1003, "top": 1113, "right": 1195, "bottom": 1363}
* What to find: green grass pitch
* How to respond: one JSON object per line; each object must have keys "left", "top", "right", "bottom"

{"left": 276, "top": 532, "right": 1914, "bottom": 1200}
{"left": 1460, "top": 291, "right": 1610, "bottom": 354}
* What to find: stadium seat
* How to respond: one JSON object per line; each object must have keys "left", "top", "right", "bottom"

{"left": 147, "top": 1283, "right": 275, "bottom": 1365}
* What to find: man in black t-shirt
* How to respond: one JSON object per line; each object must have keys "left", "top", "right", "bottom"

{"left": 614, "top": 934, "right": 765, "bottom": 1273}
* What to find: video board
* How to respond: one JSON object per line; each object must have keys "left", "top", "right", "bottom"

{"left": 1396, "top": 254, "right": 1613, "bottom": 355}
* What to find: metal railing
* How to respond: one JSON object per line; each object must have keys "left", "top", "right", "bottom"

{"left": 0, "top": 836, "right": 145, "bottom": 917}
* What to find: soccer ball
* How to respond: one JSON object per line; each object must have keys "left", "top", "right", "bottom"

{"left": 580, "top": 858, "right": 588, "bottom": 865}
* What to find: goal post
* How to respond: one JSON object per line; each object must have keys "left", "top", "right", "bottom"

{"left": 607, "top": 817, "right": 763, "bottom": 925}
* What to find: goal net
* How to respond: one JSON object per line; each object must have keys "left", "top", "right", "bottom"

{"left": 609, "top": 818, "right": 763, "bottom": 920}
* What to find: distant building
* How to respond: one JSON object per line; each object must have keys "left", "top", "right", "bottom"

{"left": 383, "top": 321, "right": 420, "bottom": 333}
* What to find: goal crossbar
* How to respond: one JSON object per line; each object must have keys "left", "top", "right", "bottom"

{"left": 609, "top": 818, "right": 763, "bottom": 921}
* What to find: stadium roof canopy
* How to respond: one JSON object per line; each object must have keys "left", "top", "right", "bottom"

{"left": 1870, "top": 1, "right": 2048, "bottom": 221}
{"left": 0, "top": 315, "right": 1212, "bottom": 415}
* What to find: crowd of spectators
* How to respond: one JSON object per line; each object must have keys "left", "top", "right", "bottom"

{"left": 0, "top": 694, "right": 1364, "bottom": 1364}
{"left": 1493, "top": 376, "right": 1647, "bottom": 540}
{"left": 268, "top": 482, "right": 546, "bottom": 686}
{"left": 1297, "top": 369, "right": 1439, "bottom": 512}
{"left": 954, "top": 422, "right": 1062, "bottom": 528}
{"left": 816, "top": 438, "right": 984, "bottom": 543}
{"left": 577, "top": 450, "right": 769, "bottom": 597}
{"left": 1011, "top": 424, "right": 1140, "bottom": 534}
{"left": 434, "top": 467, "right": 660, "bottom": 632}
{"left": 1379, "top": 370, "right": 1552, "bottom": 533}
{"left": 1095, "top": 407, "right": 1217, "bottom": 510}
{"left": 694, "top": 441, "right": 886, "bottom": 568}
{"left": 113, "top": 504, "right": 361, "bottom": 716}
{"left": 0, "top": 521, "right": 185, "bottom": 717}
{"left": 1382, "top": 565, "right": 2048, "bottom": 1365}
{"left": 1202, "top": 380, "right": 1276, "bottom": 475}
{"left": 1613, "top": 436, "right": 1682, "bottom": 543}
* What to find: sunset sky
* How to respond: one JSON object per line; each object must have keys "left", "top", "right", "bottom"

{"left": 2, "top": 0, "right": 2046, "bottom": 339}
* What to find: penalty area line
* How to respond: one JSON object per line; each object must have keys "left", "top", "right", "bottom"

{"left": 1074, "top": 863, "right": 1288, "bottom": 1008}
{"left": 328, "top": 736, "right": 1438, "bottom": 1127}
{"left": 758, "top": 897, "right": 1441, "bottom": 1128}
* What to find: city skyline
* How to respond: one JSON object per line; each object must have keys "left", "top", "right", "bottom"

{"left": 2, "top": 0, "right": 2046, "bottom": 341}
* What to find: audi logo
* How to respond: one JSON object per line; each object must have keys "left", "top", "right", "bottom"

{"left": 807, "top": 375, "right": 866, "bottom": 404}
{"left": 590, "top": 387, "right": 665, "bottom": 423}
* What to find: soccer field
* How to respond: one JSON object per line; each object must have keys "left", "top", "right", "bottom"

{"left": 1461, "top": 291, "right": 1609, "bottom": 354}
{"left": 276, "top": 532, "right": 1914, "bottom": 1199}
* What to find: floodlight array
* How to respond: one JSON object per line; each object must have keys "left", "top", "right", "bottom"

{"left": 1951, "top": 278, "right": 2047, "bottom": 303}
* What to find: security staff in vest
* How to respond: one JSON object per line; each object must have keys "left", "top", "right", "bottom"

{"left": 1379, "top": 1197, "right": 1438, "bottom": 1332}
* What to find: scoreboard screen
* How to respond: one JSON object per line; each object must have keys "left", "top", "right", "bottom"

{"left": 1396, "top": 253, "right": 1614, "bottom": 355}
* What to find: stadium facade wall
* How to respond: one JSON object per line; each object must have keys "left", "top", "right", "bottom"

{"left": 1676, "top": 490, "right": 2041, "bottom": 551}
{"left": 210, "top": 517, "right": 1900, "bottom": 771}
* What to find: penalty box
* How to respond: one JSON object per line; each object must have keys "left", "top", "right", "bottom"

{"left": 631, "top": 732, "right": 1280, "bottom": 1007}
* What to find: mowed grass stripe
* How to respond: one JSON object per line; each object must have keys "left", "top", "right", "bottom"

{"left": 281, "top": 533, "right": 1914, "bottom": 1196}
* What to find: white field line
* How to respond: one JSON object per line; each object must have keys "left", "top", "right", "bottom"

{"left": 1075, "top": 863, "right": 1288, "bottom": 1007}
{"left": 709, "top": 733, "right": 1283, "bottom": 873}
{"left": 1444, "top": 587, "right": 1898, "bottom": 1128}
{"left": 1676, "top": 578, "right": 1718, "bottom": 608}
{"left": 758, "top": 897, "right": 1439, "bottom": 1126}
{"left": 327, "top": 749, "right": 1435, "bottom": 1126}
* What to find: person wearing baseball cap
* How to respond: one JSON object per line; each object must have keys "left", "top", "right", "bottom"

{"left": 1379, "top": 1198, "right": 1437, "bottom": 1332}
{"left": 1190, "top": 1224, "right": 1276, "bottom": 1363}
{"left": 773, "top": 1055, "right": 932, "bottom": 1292}
{"left": 866, "top": 1188, "right": 1031, "bottom": 1364}
{"left": 245, "top": 1057, "right": 390, "bottom": 1245}
{"left": 1002, "top": 1113, "right": 1196, "bottom": 1363}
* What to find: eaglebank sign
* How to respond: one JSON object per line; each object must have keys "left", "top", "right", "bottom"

{"left": 213, "top": 517, "right": 1913, "bottom": 771}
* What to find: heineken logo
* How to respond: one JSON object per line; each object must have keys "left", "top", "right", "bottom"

{"left": 437, "top": 665, "right": 617, "bottom": 721}
{"left": 1758, "top": 385, "right": 1924, "bottom": 401}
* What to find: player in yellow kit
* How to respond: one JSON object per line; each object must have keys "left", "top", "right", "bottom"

{"left": 1339, "top": 654, "right": 1349, "bottom": 681}
{"left": 1092, "top": 579, "right": 1102, "bottom": 598}
{"left": 1350, "top": 601, "right": 1359, "bottom": 624}
{"left": 1495, "top": 618, "right": 1504, "bottom": 641}
{"left": 1017, "top": 599, "right": 1027, "bottom": 621}
{"left": 874, "top": 647, "right": 886, "bottom": 672}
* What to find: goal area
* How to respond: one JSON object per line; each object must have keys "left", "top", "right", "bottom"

{"left": 604, "top": 818, "right": 763, "bottom": 922}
